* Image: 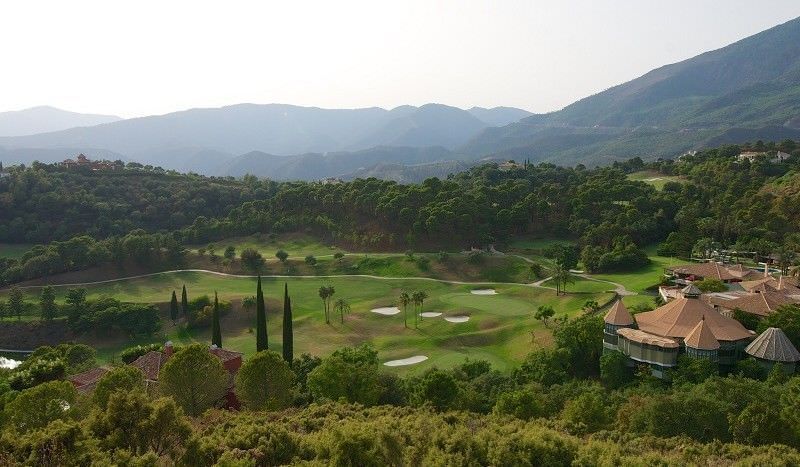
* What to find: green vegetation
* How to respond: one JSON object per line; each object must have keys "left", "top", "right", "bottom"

{"left": 2, "top": 271, "right": 612, "bottom": 371}
{"left": 0, "top": 244, "right": 33, "bottom": 260}
{"left": 627, "top": 170, "right": 687, "bottom": 190}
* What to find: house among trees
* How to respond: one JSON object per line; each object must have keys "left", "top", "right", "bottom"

{"left": 666, "top": 262, "right": 761, "bottom": 285}
{"left": 604, "top": 286, "right": 755, "bottom": 378}
{"left": 60, "top": 153, "right": 114, "bottom": 171}
{"left": 69, "top": 342, "right": 243, "bottom": 406}
{"left": 736, "top": 150, "right": 791, "bottom": 163}
{"left": 68, "top": 366, "right": 110, "bottom": 394}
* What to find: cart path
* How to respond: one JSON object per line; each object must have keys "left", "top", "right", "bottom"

{"left": 9, "top": 268, "right": 556, "bottom": 291}
{"left": 508, "top": 254, "right": 635, "bottom": 296}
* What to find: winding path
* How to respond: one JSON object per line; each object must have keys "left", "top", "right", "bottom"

{"left": 508, "top": 254, "right": 635, "bottom": 296}
{"left": 11, "top": 268, "right": 553, "bottom": 291}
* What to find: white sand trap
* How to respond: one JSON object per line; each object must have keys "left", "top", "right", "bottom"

{"left": 384, "top": 355, "right": 428, "bottom": 367}
{"left": 471, "top": 289, "right": 497, "bottom": 295}
{"left": 371, "top": 306, "right": 401, "bottom": 316}
{"left": 0, "top": 357, "right": 21, "bottom": 370}
{"left": 420, "top": 312, "right": 442, "bottom": 318}
{"left": 445, "top": 316, "right": 470, "bottom": 323}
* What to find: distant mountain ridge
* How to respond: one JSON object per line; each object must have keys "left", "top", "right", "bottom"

{"left": 0, "top": 106, "right": 121, "bottom": 137}
{"left": 0, "top": 103, "right": 531, "bottom": 172}
{"left": 461, "top": 16, "right": 800, "bottom": 165}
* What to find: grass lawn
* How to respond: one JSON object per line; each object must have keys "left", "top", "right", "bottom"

{"left": 627, "top": 171, "right": 688, "bottom": 190}
{"left": 0, "top": 244, "right": 34, "bottom": 260}
{"left": 188, "top": 233, "right": 341, "bottom": 259}
{"left": 7, "top": 271, "right": 611, "bottom": 374}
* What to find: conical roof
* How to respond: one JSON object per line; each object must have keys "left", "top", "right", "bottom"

{"left": 604, "top": 300, "right": 634, "bottom": 326}
{"left": 745, "top": 327, "right": 800, "bottom": 362}
{"left": 635, "top": 297, "right": 752, "bottom": 341}
{"left": 681, "top": 284, "right": 702, "bottom": 297}
{"left": 684, "top": 319, "right": 720, "bottom": 350}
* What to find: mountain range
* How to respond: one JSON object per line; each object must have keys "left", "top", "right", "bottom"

{"left": 1, "top": 16, "right": 800, "bottom": 178}
{"left": 0, "top": 106, "right": 120, "bottom": 137}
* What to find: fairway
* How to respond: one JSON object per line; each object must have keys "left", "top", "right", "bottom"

{"left": 11, "top": 270, "right": 612, "bottom": 373}
{"left": 0, "top": 243, "right": 34, "bottom": 260}
{"left": 627, "top": 170, "right": 688, "bottom": 190}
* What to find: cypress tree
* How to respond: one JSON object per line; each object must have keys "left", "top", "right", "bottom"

{"left": 181, "top": 285, "right": 188, "bottom": 318}
{"left": 282, "top": 282, "right": 293, "bottom": 364}
{"left": 256, "top": 275, "right": 268, "bottom": 351}
{"left": 169, "top": 290, "right": 179, "bottom": 324}
{"left": 212, "top": 291, "right": 222, "bottom": 348}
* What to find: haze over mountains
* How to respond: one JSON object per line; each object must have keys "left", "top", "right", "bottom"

{"left": 2, "top": 16, "right": 800, "bottom": 179}
{"left": 0, "top": 106, "right": 121, "bottom": 137}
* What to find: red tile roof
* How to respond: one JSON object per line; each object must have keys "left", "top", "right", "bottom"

{"left": 130, "top": 350, "right": 169, "bottom": 381}
{"left": 68, "top": 367, "right": 110, "bottom": 393}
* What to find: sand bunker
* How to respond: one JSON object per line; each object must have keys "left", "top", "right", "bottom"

{"left": 445, "top": 316, "right": 470, "bottom": 323}
{"left": 0, "top": 357, "right": 21, "bottom": 370}
{"left": 371, "top": 306, "right": 401, "bottom": 316}
{"left": 470, "top": 289, "right": 497, "bottom": 295}
{"left": 384, "top": 355, "right": 428, "bottom": 366}
{"left": 420, "top": 312, "right": 442, "bottom": 318}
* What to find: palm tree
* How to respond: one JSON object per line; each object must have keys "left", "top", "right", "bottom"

{"left": 318, "top": 285, "right": 335, "bottom": 324}
{"left": 334, "top": 298, "right": 351, "bottom": 324}
{"left": 552, "top": 264, "right": 573, "bottom": 296}
{"left": 399, "top": 291, "right": 411, "bottom": 328}
{"left": 411, "top": 290, "right": 428, "bottom": 327}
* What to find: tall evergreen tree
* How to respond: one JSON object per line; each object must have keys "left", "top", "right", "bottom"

{"left": 212, "top": 291, "right": 222, "bottom": 348}
{"left": 181, "top": 285, "right": 188, "bottom": 319}
{"left": 256, "top": 275, "right": 268, "bottom": 351}
{"left": 39, "top": 286, "right": 57, "bottom": 321}
{"left": 282, "top": 282, "right": 293, "bottom": 364}
{"left": 169, "top": 290, "right": 179, "bottom": 324}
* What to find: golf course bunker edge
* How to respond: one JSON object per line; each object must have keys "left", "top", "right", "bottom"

{"left": 384, "top": 355, "right": 429, "bottom": 366}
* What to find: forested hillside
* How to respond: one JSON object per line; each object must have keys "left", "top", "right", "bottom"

{"left": 2, "top": 139, "right": 800, "bottom": 285}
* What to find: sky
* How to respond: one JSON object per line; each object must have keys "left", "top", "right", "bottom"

{"left": 1, "top": 0, "right": 800, "bottom": 118}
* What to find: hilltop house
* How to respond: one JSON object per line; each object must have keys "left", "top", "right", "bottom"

{"left": 61, "top": 153, "right": 114, "bottom": 171}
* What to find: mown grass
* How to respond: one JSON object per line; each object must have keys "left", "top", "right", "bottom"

{"left": 0, "top": 244, "right": 34, "bottom": 260}
{"left": 8, "top": 271, "right": 611, "bottom": 374}
{"left": 627, "top": 170, "right": 688, "bottom": 191}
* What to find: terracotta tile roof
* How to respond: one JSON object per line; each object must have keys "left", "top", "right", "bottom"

{"left": 684, "top": 320, "right": 720, "bottom": 350}
{"left": 616, "top": 328, "right": 679, "bottom": 349}
{"left": 635, "top": 297, "right": 752, "bottom": 342}
{"left": 68, "top": 367, "right": 110, "bottom": 393}
{"left": 669, "top": 263, "right": 740, "bottom": 281}
{"left": 604, "top": 300, "right": 634, "bottom": 326}
{"left": 209, "top": 346, "right": 243, "bottom": 362}
{"left": 721, "top": 290, "right": 797, "bottom": 317}
{"left": 745, "top": 328, "right": 800, "bottom": 362}
{"left": 130, "top": 351, "right": 169, "bottom": 381}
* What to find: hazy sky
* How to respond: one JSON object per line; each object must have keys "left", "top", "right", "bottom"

{"left": 2, "top": 1, "right": 800, "bottom": 118}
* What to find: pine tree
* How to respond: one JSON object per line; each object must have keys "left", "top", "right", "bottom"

{"left": 255, "top": 275, "right": 268, "bottom": 351}
{"left": 282, "top": 282, "right": 293, "bottom": 364}
{"left": 169, "top": 290, "right": 179, "bottom": 324}
{"left": 181, "top": 285, "right": 189, "bottom": 319}
{"left": 212, "top": 291, "right": 222, "bottom": 348}
{"left": 39, "top": 286, "right": 57, "bottom": 321}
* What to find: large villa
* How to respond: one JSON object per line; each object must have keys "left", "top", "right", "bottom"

{"left": 605, "top": 261, "right": 800, "bottom": 378}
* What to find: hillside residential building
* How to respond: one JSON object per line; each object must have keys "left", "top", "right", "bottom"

{"left": 69, "top": 342, "right": 243, "bottom": 407}
{"left": 60, "top": 153, "right": 114, "bottom": 171}
{"left": 736, "top": 150, "right": 791, "bottom": 163}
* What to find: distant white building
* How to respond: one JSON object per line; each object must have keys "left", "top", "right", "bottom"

{"left": 737, "top": 151, "right": 791, "bottom": 163}
{"left": 320, "top": 177, "right": 343, "bottom": 185}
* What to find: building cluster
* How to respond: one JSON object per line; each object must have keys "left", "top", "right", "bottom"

{"left": 60, "top": 153, "right": 114, "bottom": 171}
{"left": 605, "top": 261, "right": 800, "bottom": 379}
{"left": 736, "top": 150, "right": 791, "bottom": 163}
{"left": 68, "top": 342, "right": 243, "bottom": 407}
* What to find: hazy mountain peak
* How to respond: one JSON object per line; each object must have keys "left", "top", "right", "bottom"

{"left": 0, "top": 106, "right": 122, "bottom": 137}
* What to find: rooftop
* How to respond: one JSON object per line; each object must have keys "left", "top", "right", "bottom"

{"left": 635, "top": 296, "right": 753, "bottom": 342}
{"left": 617, "top": 328, "right": 679, "bottom": 349}
{"left": 604, "top": 300, "right": 634, "bottom": 326}
{"left": 745, "top": 327, "right": 800, "bottom": 362}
